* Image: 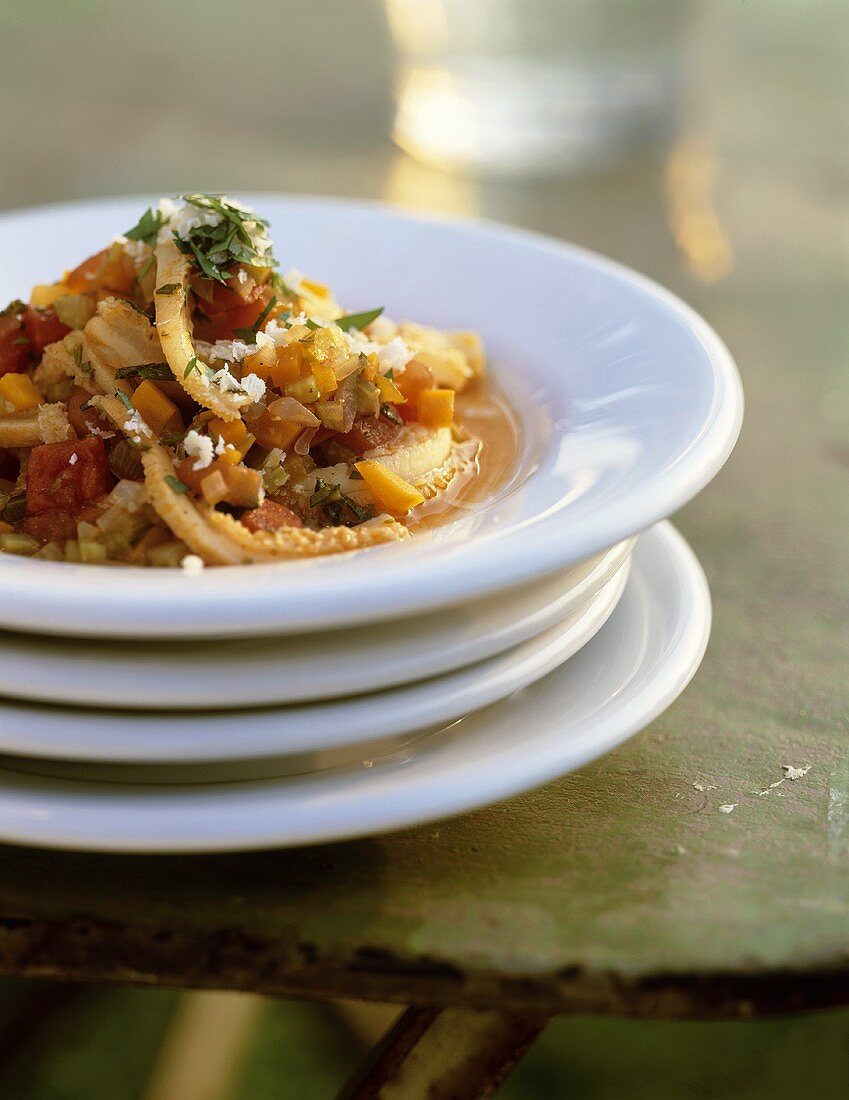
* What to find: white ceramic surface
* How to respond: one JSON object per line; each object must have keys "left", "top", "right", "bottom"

{"left": 0, "top": 540, "right": 632, "bottom": 710}
{"left": 0, "top": 196, "right": 741, "bottom": 638}
{"left": 0, "top": 524, "right": 710, "bottom": 851}
{"left": 0, "top": 555, "right": 629, "bottom": 762}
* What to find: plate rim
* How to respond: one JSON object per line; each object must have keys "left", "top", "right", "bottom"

{"left": 0, "top": 523, "right": 711, "bottom": 851}
{"left": 0, "top": 195, "right": 741, "bottom": 638}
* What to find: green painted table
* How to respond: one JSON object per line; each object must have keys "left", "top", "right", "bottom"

{"left": 0, "top": 3, "right": 845, "bottom": 1095}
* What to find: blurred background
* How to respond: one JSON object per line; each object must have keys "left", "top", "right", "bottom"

{"left": 0, "top": 0, "right": 847, "bottom": 1096}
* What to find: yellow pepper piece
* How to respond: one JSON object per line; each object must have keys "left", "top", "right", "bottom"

{"left": 132, "top": 380, "right": 181, "bottom": 436}
{"left": 243, "top": 342, "right": 277, "bottom": 381}
{"left": 311, "top": 359, "right": 338, "bottom": 396}
{"left": 0, "top": 372, "right": 41, "bottom": 412}
{"left": 29, "top": 283, "right": 66, "bottom": 308}
{"left": 376, "top": 374, "right": 406, "bottom": 405}
{"left": 270, "top": 344, "right": 307, "bottom": 389}
{"left": 355, "top": 460, "right": 424, "bottom": 515}
{"left": 416, "top": 388, "right": 455, "bottom": 429}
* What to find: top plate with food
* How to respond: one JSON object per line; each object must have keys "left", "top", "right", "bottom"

{"left": 0, "top": 193, "right": 486, "bottom": 568}
{"left": 0, "top": 195, "right": 741, "bottom": 637}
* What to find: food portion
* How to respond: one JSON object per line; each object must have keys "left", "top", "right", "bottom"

{"left": 0, "top": 195, "right": 484, "bottom": 566}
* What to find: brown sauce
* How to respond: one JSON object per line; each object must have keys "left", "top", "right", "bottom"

{"left": 408, "top": 378, "right": 523, "bottom": 535}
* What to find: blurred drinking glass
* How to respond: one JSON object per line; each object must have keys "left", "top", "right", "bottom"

{"left": 384, "top": 0, "right": 698, "bottom": 176}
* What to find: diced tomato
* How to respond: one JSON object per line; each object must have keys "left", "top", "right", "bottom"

{"left": 20, "top": 509, "right": 78, "bottom": 542}
{"left": 26, "top": 437, "right": 111, "bottom": 516}
{"left": 65, "top": 247, "right": 136, "bottom": 296}
{"left": 240, "top": 500, "right": 303, "bottom": 533}
{"left": 0, "top": 304, "right": 28, "bottom": 377}
{"left": 22, "top": 307, "right": 70, "bottom": 358}
{"left": 337, "top": 414, "right": 403, "bottom": 456}
{"left": 193, "top": 283, "right": 272, "bottom": 342}
{"left": 66, "top": 387, "right": 113, "bottom": 439}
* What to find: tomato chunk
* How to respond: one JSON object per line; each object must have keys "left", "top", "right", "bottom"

{"left": 240, "top": 500, "right": 303, "bottom": 533}
{"left": 22, "top": 307, "right": 70, "bottom": 359}
{"left": 20, "top": 509, "right": 78, "bottom": 542}
{"left": 193, "top": 283, "right": 272, "bottom": 342}
{"left": 337, "top": 414, "right": 403, "bottom": 456}
{"left": 26, "top": 437, "right": 111, "bottom": 516}
{"left": 66, "top": 387, "right": 113, "bottom": 438}
{"left": 0, "top": 304, "right": 28, "bottom": 377}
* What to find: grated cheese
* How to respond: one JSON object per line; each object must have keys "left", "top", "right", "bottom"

{"left": 180, "top": 554, "right": 205, "bottom": 574}
{"left": 183, "top": 429, "right": 214, "bottom": 471}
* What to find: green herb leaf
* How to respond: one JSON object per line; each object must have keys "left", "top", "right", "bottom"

{"left": 11, "top": 336, "right": 29, "bottom": 347}
{"left": 165, "top": 475, "right": 189, "bottom": 495}
{"left": 184, "top": 356, "right": 200, "bottom": 379}
{"left": 170, "top": 194, "right": 278, "bottom": 286}
{"left": 124, "top": 207, "right": 165, "bottom": 249}
{"left": 155, "top": 283, "right": 181, "bottom": 295}
{"left": 116, "top": 390, "right": 134, "bottom": 412}
{"left": 115, "top": 362, "right": 171, "bottom": 380}
{"left": 335, "top": 307, "right": 383, "bottom": 332}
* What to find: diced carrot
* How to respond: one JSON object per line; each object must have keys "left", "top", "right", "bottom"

{"left": 416, "top": 388, "right": 455, "bottom": 429}
{"left": 270, "top": 345, "right": 308, "bottom": 390}
{"left": 132, "top": 380, "right": 182, "bottom": 436}
{"left": 0, "top": 372, "right": 40, "bottom": 411}
{"left": 240, "top": 500, "right": 303, "bottom": 532}
{"left": 355, "top": 460, "right": 424, "bottom": 514}
{"left": 253, "top": 409, "right": 303, "bottom": 451}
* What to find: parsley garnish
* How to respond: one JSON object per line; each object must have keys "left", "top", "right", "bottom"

{"left": 1, "top": 492, "right": 26, "bottom": 524}
{"left": 116, "top": 390, "right": 134, "bottom": 412}
{"left": 124, "top": 207, "right": 166, "bottom": 249}
{"left": 155, "top": 283, "right": 181, "bottom": 295}
{"left": 335, "top": 307, "right": 383, "bottom": 332}
{"left": 381, "top": 403, "right": 403, "bottom": 425}
{"left": 171, "top": 194, "right": 277, "bottom": 285}
{"left": 72, "top": 343, "right": 93, "bottom": 377}
{"left": 309, "top": 478, "right": 374, "bottom": 526}
{"left": 184, "top": 356, "right": 200, "bottom": 379}
{"left": 11, "top": 336, "right": 29, "bottom": 347}
{"left": 233, "top": 296, "right": 277, "bottom": 343}
{"left": 165, "top": 475, "right": 189, "bottom": 495}
{"left": 115, "top": 362, "right": 171, "bottom": 380}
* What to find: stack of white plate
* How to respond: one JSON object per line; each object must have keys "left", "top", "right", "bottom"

{"left": 0, "top": 197, "right": 743, "bottom": 852}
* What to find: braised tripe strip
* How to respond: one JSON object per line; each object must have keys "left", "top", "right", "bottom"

{"left": 154, "top": 237, "right": 247, "bottom": 421}
{"left": 142, "top": 443, "right": 406, "bottom": 564}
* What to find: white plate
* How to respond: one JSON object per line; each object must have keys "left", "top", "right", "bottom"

{"left": 0, "top": 555, "right": 629, "bottom": 763}
{"left": 0, "top": 524, "right": 710, "bottom": 851}
{"left": 0, "top": 540, "right": 632, "bottom": 710}
{"left": 0, "top": 195, "right": 741, "bottom": 638}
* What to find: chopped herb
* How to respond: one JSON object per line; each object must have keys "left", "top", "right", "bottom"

{"left": 165, "top": 475, "right": 189, "bottom": 495}
{"left": 72, "top": 343, "right": 93, "bottom": 377}
{"left": 115, "top": 362, "right": 171, "bottom": 380}
{"left": 309, "top": 478, "right": 373, "bottom": 526}
{"left": 79, "top": 399, "right": 94, "bottom": 412}
{"left": 381, "top": 403, "right": 403, "bottom": 425}
{"left": 184, "top": 356, "right": 200, "bottom": 379}
{"left": 304, "top": 318, "right": 321, "bottom": 331}
{"left": 2, "top": 492, "right": 27, "bottom": 524}
{"left": 349, "top": 467, "right": 364, "bottom": 480}
{"left": 116, "top": 390, "right": 134, "bottom": 412}
{"left": 335, "top": 307, "right": 383, "bottom": 332}
{"left": 172, "top": 194, "right": 277, "bottom": 286}
{"left": 11, "top": 336, "right": 29, "bottom": 347}
{"left": 270, "top": 274, "right": 297, "bottom": 298}
{"left": 155, "top": 283, "right": 181, "bottom": 295}
{"left": 124, "top": 206, "right": 166, "bottom": 250}
{"left": 233, "top": 295, "right": 277, "bottom": 342}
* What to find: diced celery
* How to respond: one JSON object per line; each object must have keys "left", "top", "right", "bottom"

{"left": 53, "top": 294, "right": 96, "bottom": 330}
{"left": 0, "top": 533, "right": 40, "bottom": 556}
{"left": 64, "top": 539, "right": 81, "bottom": 562}
{"left": 147, "top": 541, "right": 189, "bottom": 567}
{"left": 35, "top": 541, "right": 64, "bottom": 561}
{"left": 285, "top": 375, "right": 321, "bottom": 403}
{"left": 79, "top": 540, "right": 107, "bottom": 564}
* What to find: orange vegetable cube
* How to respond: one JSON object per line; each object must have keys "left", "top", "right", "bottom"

{"left": 311, "top": 359, "right": 338, "bottom": 396}
{"left": 243, "top": 343, "right": 277, "bottom": 381}
{"left": 270, "top": 344, "right": 308, "bottom": 389}
{"left": 132, "top": 380, "right": 182, "bottom": 436}
{"left": 355, "top": 460, "right": 424, "bottom": 515}
{"left": 0, "top": 372, "right": 41, "bottom": 412}
{"left": 254, "top": 409, "right": 303, "bottom": 451}
{"left": 376, "top": 374, "right": 405, "bottom": 405}
{"left": 416, "top": 388, "right": 455, "bottom": 429}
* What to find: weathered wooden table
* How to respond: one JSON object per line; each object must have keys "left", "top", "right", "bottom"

{"left": 0, "top": 4, "right": 845, "bottom": 1096}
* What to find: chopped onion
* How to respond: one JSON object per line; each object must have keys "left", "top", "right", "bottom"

{"left": 267, "top": 396, "right": 319, "bottom": 426}
{"left": 294, "top": 424, "right": 320, "bottom": 455}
